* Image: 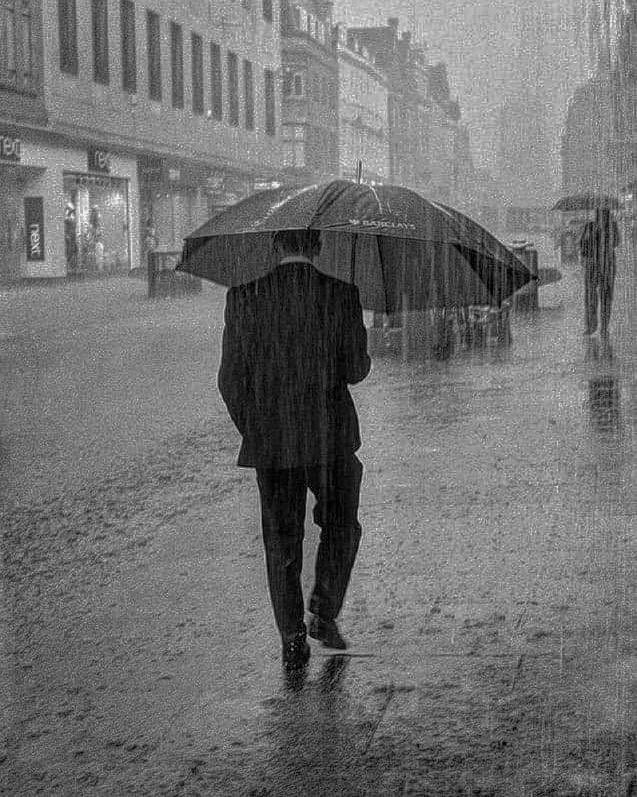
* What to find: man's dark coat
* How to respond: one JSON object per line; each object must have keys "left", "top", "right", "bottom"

{"left": 218, "top": 259, "right": 371, "bottom": 469}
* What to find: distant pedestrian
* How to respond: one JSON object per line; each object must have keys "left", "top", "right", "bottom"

{"left": 579, "top": 207, "right": 620, "bottom": 344}
{"left": 556, "top": 219, "right": 581, "bottom": 267}
{"left": 144, "top": 218, "right": 158, "bottom": 253}
{"left": 218, "top": 229, "right": 371, "bottom": 672}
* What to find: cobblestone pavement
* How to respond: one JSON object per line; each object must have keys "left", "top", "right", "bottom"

{"left": 1, "top": 248, "right": 635, "bottom": 795}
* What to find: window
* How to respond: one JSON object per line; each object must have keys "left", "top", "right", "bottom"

{"left": 170, "top": 21, "right": 183, "bottom": 108}
{"left": 0, "top": 0, "right": 36, "bottom": 91}
{"left": 282, "top": 68, "right": 292, "bottom": 96}
{"left": 0, "top": 1, "right": 17, "bottom": 87}
{"left": 21, "top": 0, "right": 33, "bottom": 87}
{"left": 262, "top": 0, "right": 272, "bottom": 21}
{"left": 146, "top": 10, "right": 161, "bottom": 100}
{"left": 243, "top": 58, "right": 254, "bottom": 130}
{"left": 92, "top": 0, "right": 109, "bottom": 84}
{"left": 210, "top": 41, "right": 222, "bottom": 120}
{"left": 293, "top": 73, "right": 303, "bottom": 95}
{"left": 191, "top": 32, "right": 203, "bottom": 114}
{"left": 264, "top": 67, "right": 275, "bottom": 136}
{"left": 120, "top": 0, "right": 136, "bottom": 93}
{"left": 58, "top": 0, "right": 77, "bottom": 74}
{"left": 227, "top": 50, "right": 239, "bottom": 126}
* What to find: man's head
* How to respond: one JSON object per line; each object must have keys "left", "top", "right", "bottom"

{"left": 272, "top": 229, "right": 322, "bottom": 262}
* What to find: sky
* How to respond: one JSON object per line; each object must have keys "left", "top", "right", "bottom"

{"left": 333, "top": 0, "right": 596, "bottom": 172}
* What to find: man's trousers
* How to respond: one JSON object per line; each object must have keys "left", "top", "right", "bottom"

{"left": 255, "top": 455, "right": 363, "bottom": 642}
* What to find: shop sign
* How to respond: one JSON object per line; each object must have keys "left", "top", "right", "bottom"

{"left": 0, "top": 133, "right": 21, "bottom": 162}
{"left": 24, "top": 197, "right": 45, "bottom": 261}
{"left": 88, "top": 147, "right": 111, "bottom": 173}
{"left": 72, "top": 174, "right": 115, "bottom": 187}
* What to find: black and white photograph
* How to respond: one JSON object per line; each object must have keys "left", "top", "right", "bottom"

{"left": 1, "top": 0, "right": 635, "bottom": 793}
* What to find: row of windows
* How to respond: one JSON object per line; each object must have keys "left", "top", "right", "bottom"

{"left": 0, "top": 0, "right": 34, "bottom": 92}
{"left": 57, "top": 0, "right": 276, "bottom": 135}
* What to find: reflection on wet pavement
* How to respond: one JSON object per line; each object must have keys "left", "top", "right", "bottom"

{"left": 588, "top": 375, "right": 622, "bottom": 433}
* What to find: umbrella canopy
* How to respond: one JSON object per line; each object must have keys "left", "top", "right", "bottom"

{"left": 428, "top": 201, "right": 534, "bottom": 304}
{"left": 551, "top": 193, "right": 622, "bottom": 212}
{"left": 178, "top": 180, "right": 535, "bottom": 312}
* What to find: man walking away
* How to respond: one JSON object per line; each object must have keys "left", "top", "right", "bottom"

{"left": 580, "top": 207, "right": 621, "bottom": 346}
{"left": 218, "top": 229, "right": 371, "bottom": 671}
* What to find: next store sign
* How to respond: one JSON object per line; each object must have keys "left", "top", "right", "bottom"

{"left": 88, "top": 147, "right": 111, "bottom": 173}
{"left": 24, "top": 197, "right": 45, "bottom": 262}
{"left": 0, "top": 133, "right": 21, "bottom": 162}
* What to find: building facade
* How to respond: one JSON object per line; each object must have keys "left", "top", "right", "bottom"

{"left": 279, "top": 0, "right": 339, "bottom": 183}
{"left": 346, "top": 19, "right": 471, "bottom": 204}
{"left": 0, "top": 0, "right": 48, "bottom": 280}
{"left": 608, "top": 0, "right": 636, "bottom": 194}
{"left": 335, "top": 26, "right": 388, "bottom": 183}
{"left": 561, "top": 0, "right": 636, "bottom": 198}
{"left": 1, "top": 0, "right": 284, "bottom": 281}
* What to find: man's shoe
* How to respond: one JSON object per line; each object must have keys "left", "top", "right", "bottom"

{"left": 282, "top": 632, "right": 310, "bottom": 671}
{"left": 308, "top": 615, "right": 347, "bottom": 650}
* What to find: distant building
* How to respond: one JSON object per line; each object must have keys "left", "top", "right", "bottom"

{"left": 345, "top": 18, "right": 470, "bottom": 203}
{"left": 561, "top": 79, "right": 616, "bottom": 195}
{"left": 0, "top": 0, "right": 283, "bottom": 281}
{"left": 335, "top": 26, "right": 389, "bottom": 183}
{"left": 609, "top": 0, "right": 636, "bottom": 194}
{"left": 560, "top": 0, "right": 636, "bottom": 198}
{"left": 279, "top": 0, "right": 339, "bottom": 183}
{"left": 497, "top": 95, "right": 556, "bottom": 207}
{"left": 494, "top": 5, "right": 567, "bottom": 208}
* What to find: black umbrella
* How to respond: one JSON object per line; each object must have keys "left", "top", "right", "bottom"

{"left": 178, "top": 180, "right": 535, "bottom": 312}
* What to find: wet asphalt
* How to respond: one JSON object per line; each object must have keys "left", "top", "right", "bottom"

{"left": 0, "top": 243, "right": 635, "bottom": 795}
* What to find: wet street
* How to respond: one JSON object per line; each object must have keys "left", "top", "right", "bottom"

{"left": 1, "top": 249, "right": 635, "bottom": 795}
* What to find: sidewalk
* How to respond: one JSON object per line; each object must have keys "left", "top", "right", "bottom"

{"left": 1, "top": 257, "right": 635, "bottom": 795}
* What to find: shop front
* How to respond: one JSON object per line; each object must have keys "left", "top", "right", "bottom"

{"left": 63, "top": 172, "right": 131, "bottom": 276}
{"left": 0, "top": 131, "right": 46, "bottom": 282}
{"left": 63, "top": 147, "right": 133, "bottom": 276}
{"left": 1, "top": 132, "right": 139, "bottom": 280}
{"left": 138, "top": 158, "right": 208, "bottom": 270}
{"left": 137, "top": 156, "right": 255, "bottom": 270}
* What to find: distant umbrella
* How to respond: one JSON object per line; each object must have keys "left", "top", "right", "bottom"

{"left": 551, "top": 193, "right": 621, "bottom": 212}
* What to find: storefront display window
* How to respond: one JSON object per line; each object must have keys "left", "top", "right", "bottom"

{"left": 63, "top": 172, "right": 130, "bottom": 275}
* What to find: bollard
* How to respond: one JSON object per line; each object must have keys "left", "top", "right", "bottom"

{"left": 147, "top": 250, "right": 157, "bottom": 299}
{"left": 511, "top": 242, "right": 539, "bottom": 311}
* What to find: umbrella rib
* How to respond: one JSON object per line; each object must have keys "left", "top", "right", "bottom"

{"left": 367, "top": 183, "right": 382, "bottom": 216}
{"left": 376, "top": 236, "right": 390, "bottom": 315}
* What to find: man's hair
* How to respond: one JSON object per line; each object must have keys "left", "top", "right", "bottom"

{"left": 272, "top": 229, "right": 321, "bottom": 258}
